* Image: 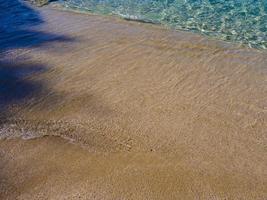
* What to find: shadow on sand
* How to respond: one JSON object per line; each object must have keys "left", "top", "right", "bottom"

{"left": 0, "top": 0, "right": 72, "bottom": 122}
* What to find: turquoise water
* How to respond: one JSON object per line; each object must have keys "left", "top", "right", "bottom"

{"left": 58, "top": 0, "right": 267, "bottom": 49}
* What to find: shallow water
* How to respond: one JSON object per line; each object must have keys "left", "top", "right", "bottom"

{"left": 0, "top": 0, "right": 267, "bottom": 199}
{"left": 58, "top": 0, "right": 267, "bottom": 49}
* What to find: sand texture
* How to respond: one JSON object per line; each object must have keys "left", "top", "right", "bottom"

{"left": 0, "top": 2, "right": 266, "bottom": 200}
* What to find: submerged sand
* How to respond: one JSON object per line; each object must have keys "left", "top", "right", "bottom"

{"left": 0, "top": 3, "right": 267, "bottom": 200}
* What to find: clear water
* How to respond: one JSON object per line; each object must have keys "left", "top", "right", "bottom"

{"left": 58, "top": 0, "right": 267, "bottom": 49}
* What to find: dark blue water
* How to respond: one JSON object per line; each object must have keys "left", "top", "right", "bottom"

{"left": 58, "top": 0, "right": 267, "bottom": 49}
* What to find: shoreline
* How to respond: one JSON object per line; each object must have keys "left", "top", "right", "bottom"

{"left": 1, "top": 1, "right": 267, "bottom": 199}
{"left": 48, "top": 1, "right": 267, "bottom": 51}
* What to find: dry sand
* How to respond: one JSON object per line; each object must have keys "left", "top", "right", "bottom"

{"left": 0, "top": 3, "right": 267, "bottom": 200}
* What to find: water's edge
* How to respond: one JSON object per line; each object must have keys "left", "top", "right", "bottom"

{"left": 51, "top": 0, "right": 267, "bottom": 50}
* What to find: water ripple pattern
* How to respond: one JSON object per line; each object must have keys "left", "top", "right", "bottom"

{"left": 58, "top": 0, "right": 267, "bottom": 49}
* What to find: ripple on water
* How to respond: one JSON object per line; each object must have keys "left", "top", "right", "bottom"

{"left": 57, "top": 0, "right": 267, "bottom": 50}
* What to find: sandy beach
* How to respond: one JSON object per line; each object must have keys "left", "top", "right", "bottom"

{"left": 0, "top": 1, "right": 266, "bottom": 199}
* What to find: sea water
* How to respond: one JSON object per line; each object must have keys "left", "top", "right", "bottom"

{"left": 58, "top": 0, "right": 267, "bottom": 49}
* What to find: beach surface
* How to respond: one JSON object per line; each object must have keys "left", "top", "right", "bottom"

{"left": 0, "top": 2, "right": 267, "bottom": 199}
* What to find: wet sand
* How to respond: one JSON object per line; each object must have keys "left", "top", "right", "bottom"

{"left": 0, "top": 2, "right": 267, "bottom": 199}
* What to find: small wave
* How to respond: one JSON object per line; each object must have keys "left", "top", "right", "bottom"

{"left": 55, "top": 0, "right": 267, "bottom": 50}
